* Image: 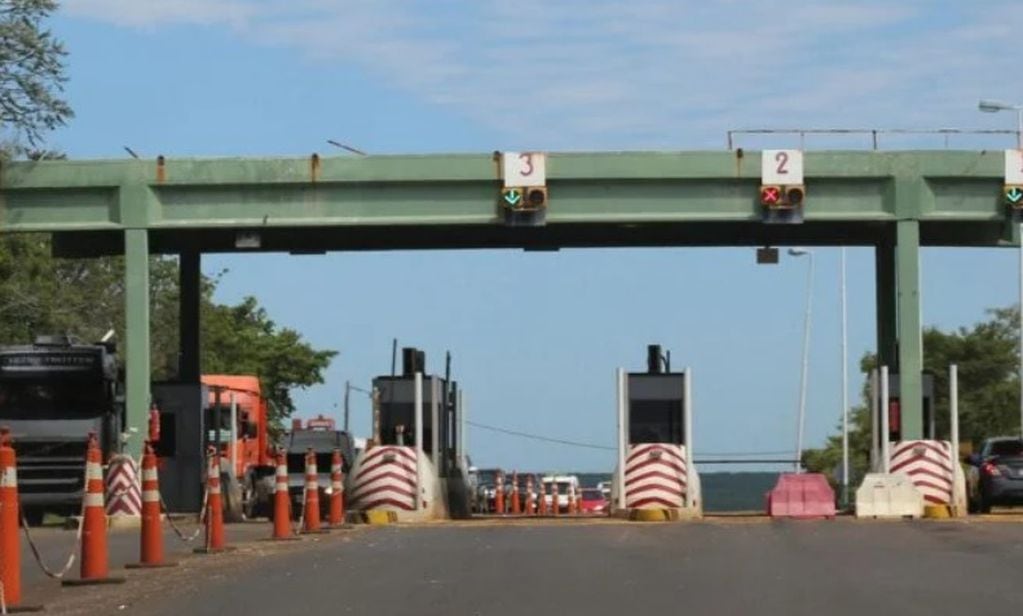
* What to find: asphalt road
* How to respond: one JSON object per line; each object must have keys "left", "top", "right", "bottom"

{"left": 21, "top": 516, "right": 1023, "bottom": 615}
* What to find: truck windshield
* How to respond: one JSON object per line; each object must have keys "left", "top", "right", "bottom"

{"left": 0, "top": 378, "right": 107, "bottom": 419}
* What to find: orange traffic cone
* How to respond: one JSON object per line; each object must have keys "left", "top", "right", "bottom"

{"left": 302, "top": 449, "right": 326, "bottom": 534}
{"left": 552, "top": 481, "right": 560, "bottom": 517}
{"left": 1, "top": 427, "right": 43, "bottom": 611}
{"left": 511, "top": 471, "right": 521, "bottom": 514}
{"left": 270, "top": 449, "right": 298, "bottom": 541}
{"left": 328, "top": 449, "right": 345, "bottom": 528}
{"left": 495, "top": 472, "right": 505, "bottom": 515}
{"left": 126, "top": 442, "right": 176, "bottom": 568}
{"left": 526, "top": 475, "right": 536, "bottom": 515}
{"left": 63, "top": 433, "right": 124, "bottom": 586}
{"left": 194, "top": 447, "right": 232, "bottom": 554}
{"left": 568, "top": 486, "right": 577, "bottom": 515}
{"left": 538, "top": 480, "right": 547, "bottom": 516}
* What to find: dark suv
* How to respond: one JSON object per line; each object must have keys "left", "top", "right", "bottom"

{"left": 968, "top": 437, "right": 1023, "bottom": 513}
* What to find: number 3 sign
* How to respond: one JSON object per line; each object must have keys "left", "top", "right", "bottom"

{"left": 502, "top": 152, "right": 547, "bottom": 188}
{"left": 762, "top": 149, "right": 804, "bottom": 185}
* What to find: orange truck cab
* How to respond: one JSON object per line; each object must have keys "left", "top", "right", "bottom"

{"left": 200, "top": 375, "right": 276, "bottom": 520}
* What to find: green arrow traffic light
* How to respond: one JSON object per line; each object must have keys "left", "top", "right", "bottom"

{"left": 1006, "top": 186, "right": 1023, "bottom": 206}
{"left": 502, "top": 188, "right": 523, "bottom": 207}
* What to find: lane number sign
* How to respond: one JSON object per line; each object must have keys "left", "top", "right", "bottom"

{"left": 1005, "top": 150, "right": 1023, "bottom": 185}
{"left": 502, "top": 152, "right": 547, "bottom": 188}
{"left": 762, "top": 149, "right": 804, "bottom": 185}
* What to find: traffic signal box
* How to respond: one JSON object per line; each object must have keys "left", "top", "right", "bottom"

{"left": 760, "top": 184, "right": 806, "bottom": 224}
{"left": 500, "top": 186, "right": 548, "bottom": 226}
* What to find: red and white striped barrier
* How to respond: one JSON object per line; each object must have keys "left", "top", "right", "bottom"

{"left": 105, "top": 454, "right": 142, "bottom": 521}
{"left": 348, "top": 446, "right": 418, "bottom": 512}
{"left": 889, "top": 440, "right": 955, "bottom": 506}
{"left": 624, "top": 443, "right": 687, "bottom": 509}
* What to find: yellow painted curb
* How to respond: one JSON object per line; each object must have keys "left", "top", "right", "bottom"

{"left": 629, "top": 508, "right": 671, "bottom": 522}
{"left": 359, "top": 510, "right": 398, "bottom": 525}
{"left": 923, "top": 505, "right": 951, "bottom": 519}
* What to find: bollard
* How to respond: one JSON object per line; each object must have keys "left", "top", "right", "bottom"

{"left": 126, "top": 442, "right": 176, "bottom": 568}
{"left": 302, "top": 449, "right": 326, "bottom": 534}
{"left": 194, "top": 447, "right": 232, "bottom": 554}
{"left": 64, "top": 433, "right": 124, "bottom": 585}
{"left": 511, "top": 471, "right": 521, "bottom": 515}
{"left": 526, "top": 475, "right": 536, "bottom": 515}
{"left": 270, "top": 449, "right": 298, "bottom": 541}
{"left": 328, "top": 449, "right": 345, "bottom": 528}
{"left": 495, "top": 472, "right": 505, "bottom": 515}
{"left": 552, "top": 481, "right": 560, "bottom": 517}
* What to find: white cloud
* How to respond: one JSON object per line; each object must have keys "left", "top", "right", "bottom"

{"left": 61, "top": 0, "right": 1023, "bottom": 149}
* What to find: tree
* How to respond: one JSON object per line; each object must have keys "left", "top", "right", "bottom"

{"left": 804, "top": 307, "right": 1020, "bottom": 482}
{"left": 0, "top": 0, "right": 72, "bottom": 152}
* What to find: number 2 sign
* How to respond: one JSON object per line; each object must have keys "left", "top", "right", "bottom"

{"left": 502, "top": 152, "right": 547, "bottom": 188}
{"left": 762, "top": 149, "right": 804, "bottom": 185}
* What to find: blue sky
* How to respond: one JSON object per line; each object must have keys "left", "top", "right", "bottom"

{"left": 44, "top": 1, "right": 1023, "bottom": 471}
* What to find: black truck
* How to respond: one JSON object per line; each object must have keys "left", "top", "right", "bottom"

{"left": 0, "top": 335, "right": 122, "bottom": 523}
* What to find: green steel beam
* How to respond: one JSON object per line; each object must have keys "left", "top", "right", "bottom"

{"left": 123, "top": 228, "right": 150, "bottom": 461}
{"left": 0, "top": 151, "right": 1013, "bottom": 235}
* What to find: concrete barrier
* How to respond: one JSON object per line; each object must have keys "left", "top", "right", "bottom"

{"left": 766, "top": 473, "right": 836, "bottom": 519}
{"left": 855, "top": 473, "right": 924, "bottom": 519}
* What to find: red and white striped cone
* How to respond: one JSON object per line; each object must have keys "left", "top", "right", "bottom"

{"left": 328, "top": 449, "right": 345, "bottom": 528}
{"left": 526, "top": 475, "right": 536, "bottom": 515}
{"left": 552, "top": 481, "right": 560, "bottom": 517}
{"left": 494, "top": 472, "right": 505, "bottom": 515}
{"left": 270, "top": 449, "right": 298, "bottom": 541}
{"left": 538, "top": 481, "right": 547, "bottom": 516}
{"left": 194, "top": 447, "right": 233, "bottom": 554}
{"left": 511, "top": 471, "right": 521, "bottom": 515}
{"left": 63, "top": 433, "right": 124, "bottom": 586}
{"left": 126, "top": 442, "right": 176, "bottom": 568}
{"left": 302, "top": 449, "right": 326, "bottom": 534}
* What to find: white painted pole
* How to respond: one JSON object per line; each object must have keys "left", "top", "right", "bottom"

{"left": 431, "top": 377, "right": 440, "bottom": 477}
{"left": 616, "top": 368, "right": 627, "bottom": 511}
{"left": 229, "top": 393, "right": 238, "bottom": 479}
{"left": 841, "top": 247, "right": 849, "bottom": 505}
{"left": 869, "top": 369, "right": 878, "bottom": 472}
{"left": 795, "top": 252, "right": 814, "bottom": 472}
{"left": 950, "top": 364, "right": 960, "bottom": 471}
{"left": 881, "top": 366, "right": 890, "bottom": 474}
{"left": 414, "top": 372, "right": 423, "bottom": 511}
{"left": 684, "top": 366, "right": 694, "bottom": 509}
{"left": 457, "top": 389, "right": 466, "bottom": 471}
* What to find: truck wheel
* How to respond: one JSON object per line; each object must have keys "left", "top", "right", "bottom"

{"left": 221, "top": 472, "right": 245, "bottom": 523}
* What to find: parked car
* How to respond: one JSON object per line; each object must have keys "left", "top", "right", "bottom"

{"left": 579, "top": 488, "right": 608, "bottom": 514}
{"left": 542, "top": 475, "right": 579, "bottom": 513}
{"left": 475, "top": 468, "right": 502, "bottom": 513}
{"left": 967, "top": 437, "right": 1023, "bottom": 513}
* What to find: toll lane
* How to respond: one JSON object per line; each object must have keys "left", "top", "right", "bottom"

{"left": 64, "top": 519, "right": 1023, "bottom": 616}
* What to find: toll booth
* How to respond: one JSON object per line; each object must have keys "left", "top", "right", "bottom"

{"left": 347, "top": 347, "right": 470, "bottom": 520}
{"left": 613, "top": 345, "right": 701, "bottom": 518}
{"left": 151, "top": 382, "right": 207, "bottom": 513}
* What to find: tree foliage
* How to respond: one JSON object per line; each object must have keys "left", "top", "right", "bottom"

{"left": 0, "top": 0, "right": 72, "bottom": 151}
{"left": 804, "top": 307, "right": 1020, "bottom": 483}
{"left": 0, "top": 235, "right": 337, "bottom": 432}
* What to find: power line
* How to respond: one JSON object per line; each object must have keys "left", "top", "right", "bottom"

{"left": 466, "top": 420, "right": 797, "bottom": 457}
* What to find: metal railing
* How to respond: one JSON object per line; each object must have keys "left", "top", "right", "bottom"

{"left": 726, "top": 128, "right": 1019, "bottom": 151}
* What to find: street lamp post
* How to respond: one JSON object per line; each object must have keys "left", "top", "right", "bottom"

{"left": 840, "top": 247, "right": 849, "bottom": 507}
{"left": 789, "top": 248, "right": 814, "bottom": 472}
{"left": 344, "top": 381, "right": 374, "bottom": 433}
{"left": 979, "top": 99, "right": 1023, "bottom": 438}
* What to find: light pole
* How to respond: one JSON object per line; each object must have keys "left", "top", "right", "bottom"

{"left": 979, "top": 99, "right": 1023, "bottom": 437}
{"left": 789, "top": 248, "right": 814, "bottom": 472}
{"left": 840, "top": 247, "right": 849, "bottom": 507}
{"left": 344, "top": 381, "right": 374, "bottom": 433}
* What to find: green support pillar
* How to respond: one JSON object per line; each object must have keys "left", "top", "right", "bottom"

{"left": 124, "top": 228, "right": 151, "bottom": 461}
{"left": 895, "top": 220, "right": 923, "bottom": 440}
